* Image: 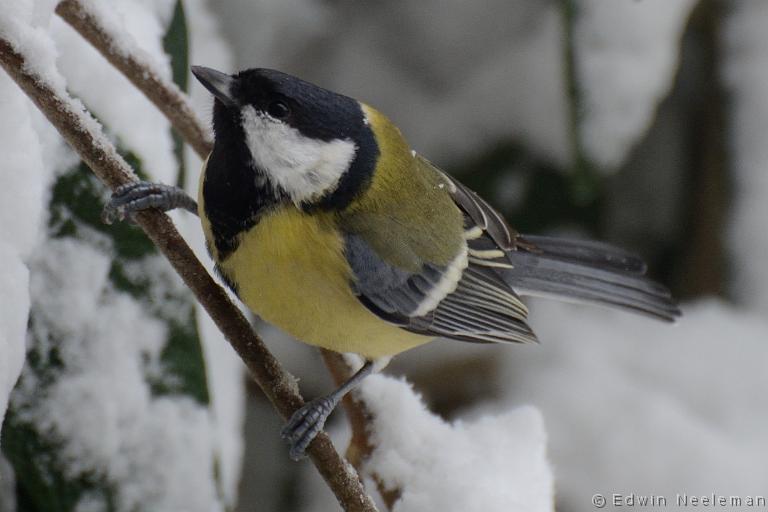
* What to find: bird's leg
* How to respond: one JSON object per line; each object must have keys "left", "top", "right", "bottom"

{"left": 102, "top": 181, "right": 198, "bottom": 224}
{"left": 282, "top": 360, "right": 375, "bottom": 461}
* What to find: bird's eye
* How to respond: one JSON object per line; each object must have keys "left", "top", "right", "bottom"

{"left": 267, "top": 101, "right": 290, "bottom": 119}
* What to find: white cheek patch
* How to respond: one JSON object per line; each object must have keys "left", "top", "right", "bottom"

{"left": 240, "top": 105, "right": 357, "bottom": 204}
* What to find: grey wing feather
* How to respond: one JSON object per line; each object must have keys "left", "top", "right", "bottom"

{"left": 438, "top": 167, "right": 517, "bottom": 250}
{"left": 518, "top": 234, "right": 648, "bottom": 274}
{"left": 344, "top": 233, "right": 430, "bottom": 316}
{"left": 426, "top": 157, "right": 679, "bottom": 323}
{"left": 344, "top": 232, "right": 537, "bottom": 345}
{"left": 425, "top": 268, "right": 537, "bottom": 344}
{"left": 460, "top": 225, "right": 679, "bottom": 321}
{"left": 504, "top": 235, "right": 680, "bottom": 321}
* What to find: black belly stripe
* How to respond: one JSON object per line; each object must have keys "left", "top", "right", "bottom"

{"left": 203, "top": 169, "right": 272, "bottom": 259}
{"left": 213, "top": 263, "right": 240, "bottom": 297}
{"left": 202, "top": 118, "right": 284, "bottom": 260}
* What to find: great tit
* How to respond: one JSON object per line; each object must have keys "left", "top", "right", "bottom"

{"left": 105, "top": 65, "right": 680, "bottom": 460}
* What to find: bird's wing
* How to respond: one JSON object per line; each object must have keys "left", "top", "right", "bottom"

{"left": 339, "top": 156, "right": 538, "bottom": 345}
{"left": 421, "top": 156, "right": 681, "bottom": 322}
{"left": 343, "top": 228, "right": 537, "bottom": 344}
{"left": 342, "top": 154, "right": 679, "bottom": 347}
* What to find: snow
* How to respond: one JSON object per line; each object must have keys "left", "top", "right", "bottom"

{"left": 75, "top": 0, "right": 176, "bottom": 60}
{"left": 361, "top": 376, "right": 552, "bottom": 512}
{"left": 0, "top": 0, "right": 65, "bottom": 93}
{"left": 0, "top": 2, "right": 53, "bottom": 432}
{"left": 0, "top": 0, "right": 243, "bottom": 510}
{"left": 293, "top": 373, "right": 552, "bottom": 512}
{"left": 51, "top": 0, "right": 179, "bottom": 184}
{"left": 0, "top": 246, "right": 29, "bottom": 430}
{"left": 501, "top": 299, "right": 768, "bottom": 507}
{"left": 11, "top": 236, "right": 223, "bottom": 511}
{"left": 0, "top": 0, "right": 125, "bottom": 161}
{"left": 573, "top": 0, "right": 696, "bottom": 169}
{"left": 723, "top": 1, "right": 768, "bottom": 314}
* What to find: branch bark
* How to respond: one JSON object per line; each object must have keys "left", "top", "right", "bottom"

{"left": 0, "top": 34, "right": 377, "bottom": 512}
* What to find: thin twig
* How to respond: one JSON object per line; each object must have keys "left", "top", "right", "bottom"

{"left": 55, "top": 0, "right": 212, "bottom": 158}
{"left": 0, "top": 36, "right": 377, "bottom": 512}
{"left": 559, "top": 0, "right": 600, "bottom": 204}
{"left": 54, "top": 0, "right": 383, "bottom": 494}
{"left": 321, "top": 350, "right": 400, "bottom": 510}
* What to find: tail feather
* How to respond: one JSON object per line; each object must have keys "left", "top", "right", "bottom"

{"left": 504, "top": 235, "right": 681, "bottom": 322}
{"left": 519, "top": 234, "right": 647, "bottom": 274}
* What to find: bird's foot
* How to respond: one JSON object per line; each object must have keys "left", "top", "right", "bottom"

{"left": 281, "top": 396, "right": 337, "bottom": 461}
{"left": 102, "top": 181, "right": 197, "bottom": 224}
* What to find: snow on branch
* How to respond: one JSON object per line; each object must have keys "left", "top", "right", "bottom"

{"left": 0, "top": 33, "right": 377, "bottom": 512}
{"left": 360, "top": 376, "right": 552, "bottom": 512}
{"left": 55, "top": 0, "right": 212, "bottom": 158}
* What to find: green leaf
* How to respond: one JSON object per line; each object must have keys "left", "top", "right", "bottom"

{"left": 163, "top": 0, "right": 189, "bottom": 94}
{"left": 163, "top": 0, "right": 190, "bottom": 188}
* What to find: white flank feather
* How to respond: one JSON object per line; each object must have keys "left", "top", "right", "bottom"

{"left": 412, "top": 244, "right": 469, "bottom": 317}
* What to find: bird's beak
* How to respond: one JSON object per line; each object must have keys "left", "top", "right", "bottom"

{"left": 191, "top": 65, "right": 237, "bottom": 107}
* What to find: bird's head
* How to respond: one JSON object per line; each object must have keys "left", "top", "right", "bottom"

{"left": 192, "top": 66, "right": 379, "bottom": 209}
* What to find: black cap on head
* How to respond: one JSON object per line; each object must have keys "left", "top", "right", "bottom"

{"left": 192, "top": 65, "right": 368, "bottom": 143}
{"left": 192, "top": 65, "right": 380, "bottom": 211}
{"left": 231, "top": 68, "right": 366, "bottom": 142}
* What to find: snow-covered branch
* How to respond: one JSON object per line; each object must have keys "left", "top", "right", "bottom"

{"left": 0, "top": 34, "right": 377, "bottom": 512}
{"left": 55, "top": 0, "right": 212, "bottom": 158}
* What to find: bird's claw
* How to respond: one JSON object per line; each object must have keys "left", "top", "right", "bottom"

{"left": 102, "top": 181, "right": 185, "bottom": 225}
{"left": 281, "top": 397, "right": 336, "bottom": 461}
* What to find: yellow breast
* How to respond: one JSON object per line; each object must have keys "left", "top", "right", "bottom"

{"left": 211, "top": 206, "right": 432, "bottom": 359}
